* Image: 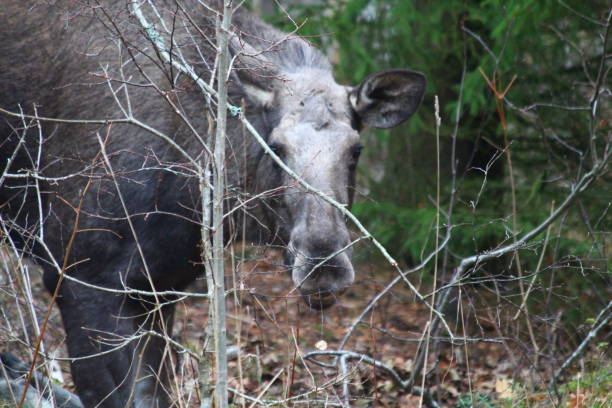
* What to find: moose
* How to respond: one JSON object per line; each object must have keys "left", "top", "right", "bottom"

{"left": 0, "top": 1, "right": 425, "bottom": 406}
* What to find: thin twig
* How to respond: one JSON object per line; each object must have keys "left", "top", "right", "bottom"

{"left": 550, "top": 300, "right": 612, "bottom": 388}
{"left": 304, "top": 350, "right": 440, "bottom": 408}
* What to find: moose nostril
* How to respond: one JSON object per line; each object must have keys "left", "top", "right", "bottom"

{"left": 294, "top": 254, "right": 354, "bottom": 288}
{"left": 306, "top": 237, "right": 343, "bottom": 259}
{"left": 308, "top": 243, "right": 328, "bottom": 259}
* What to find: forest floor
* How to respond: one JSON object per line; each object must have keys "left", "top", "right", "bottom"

{"left": 1, "top": 247, "right": 609, "bottom": 407}
{"left": 174, "top": 248, "right": 609, "bottom": 407}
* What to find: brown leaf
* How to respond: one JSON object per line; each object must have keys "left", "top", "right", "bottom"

{"left": 495, "top": 377, "right": 516, "bottom": 400}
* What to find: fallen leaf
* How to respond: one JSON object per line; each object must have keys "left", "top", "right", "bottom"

{"left": 495, "top": 377, "right": 516, "bottom": 400}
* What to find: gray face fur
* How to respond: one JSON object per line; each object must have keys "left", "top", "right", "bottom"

{"left": 240, "top": 50, "right": 426, "bottom": 307}
{"left": 269, "top": 69, "right": 359, "bottom": 308}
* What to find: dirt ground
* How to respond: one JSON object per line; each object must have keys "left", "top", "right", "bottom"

{"left": 1, "top": 247, "right": 607, "bottom": 407}
{"left": 173, "top": 248, "right": 539, "bottom": 407}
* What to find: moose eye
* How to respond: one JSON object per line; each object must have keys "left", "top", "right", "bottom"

{"left": 350, "top": 144, "right": 364, "bottom": 160}
{"left": 269, "top": 143, "right": 284, "bottom": 157}
{"left": 268, "top": 143, "right": 285, "bottom": 169}
{"left": 348, "top": 144, "right": 363, "bottom": 171}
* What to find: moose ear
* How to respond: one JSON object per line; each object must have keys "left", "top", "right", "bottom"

{"left": 349, "top": 69, "right": 426, "bottom": 129}
{"left": 230, "top": 36, "right": 278, "bottom": 107}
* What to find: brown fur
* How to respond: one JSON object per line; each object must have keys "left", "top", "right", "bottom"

{"left": 0, "top": 1, "right": 425, "bottom": 406}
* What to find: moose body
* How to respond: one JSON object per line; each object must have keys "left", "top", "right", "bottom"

{"left": 0, "top": 1, "right": 425, "bottom": 406}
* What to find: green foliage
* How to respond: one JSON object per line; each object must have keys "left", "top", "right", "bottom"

{"left": 266, "top": 0, "right": 610, "bottom": 329}
{"left": 456, "top": 393, "right": 495, "bottom": 408}
{"left": 563, "top": 367, "right": 612, "bottom": 400}
{"left": 352, "top": 201, "right": 511, "bottom": 266}
{"left": 451, "top": 364, "right": 611, "bottom": 407}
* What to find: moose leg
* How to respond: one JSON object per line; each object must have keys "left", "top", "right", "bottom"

{"left": 130, "top": 303, "right": 176, "bottom": 408}
{"left": 56, "top": 284, "right": 163, "bottom": 408}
